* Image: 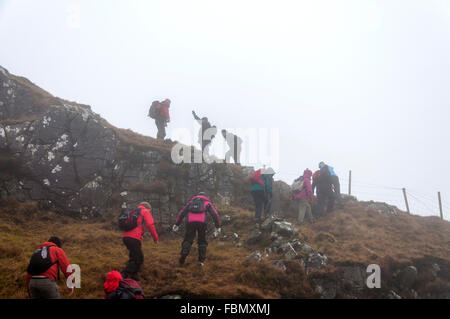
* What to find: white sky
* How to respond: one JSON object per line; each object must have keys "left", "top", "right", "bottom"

{"left": 1, "top": 0, "right": 450, "bottom": 218}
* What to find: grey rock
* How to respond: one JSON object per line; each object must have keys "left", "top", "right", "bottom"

{"left": 398, "top": 266, "right": 418, "bottom": 289}
{"left": 160, "top": 295, "right": 182, "bottom": 299}
{"left": 270, "top": 259, "right": 287, "bottom": 272}
{"left": 301, "top": 244, "right": 313, "bottom": 254}
{"left": 246, "top": 228, "right": 263, "bottom": 244}
{"left": 272, "top": 221, "right": 297, "bottom": 238}
{"left": 305, "top": 252, "right": 328, "bottom": 272}
{"left": 248, "top": 251, "right": 262, "bottom": 263}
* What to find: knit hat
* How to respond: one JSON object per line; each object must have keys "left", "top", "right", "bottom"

{"left": 48, "top": 236, "right": 62, "bottom": 248}
{"left": 104, "top": 271, "right": 123, "bottom": 297}
{"left": 139, "top": 202, "right": 152, "bottom": 209}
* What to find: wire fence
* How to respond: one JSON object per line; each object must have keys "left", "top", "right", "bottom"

{"left": 277, "top": 170, "right": 447, "bottom": 221}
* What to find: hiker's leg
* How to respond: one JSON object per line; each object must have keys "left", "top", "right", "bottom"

{"left": 264, "top": 193, "right": 272, "bottom": 218}
{"left": 155, "top": 119, "right": 164, "bottom": 139}
{"left": 181, "top": 223, "right": 196, "bottom": 259}
{"left": 123, "top": 237, "right": 142, "bottom": 278}
{"left": 235, "top": 144, "right": 241, "bottom": 165}
{"left": 224, "top": 148, "right": 232, "bottom": 164}
{"left": 251, "top": 191, "right": 263, "bottom": 222}
{"left": 197, "top": 223, "right": 208, "bottom": 262}
{"left": 297, "top": 199, "right": 307, "bottom": 224}
{"left": 327, "top": 190, "right": 335, "bottom": 213}
{"left": 306, "top": 202, "right": 314, "bottom": 223}
{"left": 316, "top": 191, "right": 325, "bottom": 217}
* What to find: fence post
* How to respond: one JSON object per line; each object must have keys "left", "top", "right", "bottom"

{"left": 438, "top": 192, "right": 443, "bottom": 220}
{"left": 348, "top": 170, "right": 352, "bottom": 195}
{"left": 402, "top": 188, "right": 410, "bottom": 214}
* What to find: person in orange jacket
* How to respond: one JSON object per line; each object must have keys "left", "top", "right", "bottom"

{"left": 26, "top": 236, "right": 74, "bottom": 299}
{"left": 122, "top": 202, "right": 159, "bottom": 281}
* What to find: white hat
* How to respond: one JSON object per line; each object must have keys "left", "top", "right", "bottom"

{"left": 263, "top": 167, "right": 275, "bottom": 175}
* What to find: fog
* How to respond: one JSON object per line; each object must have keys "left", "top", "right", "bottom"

{"left": 1, "top": 0, "right": 449, "bottom": 218}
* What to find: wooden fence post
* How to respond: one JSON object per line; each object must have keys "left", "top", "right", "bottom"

{"left": 348, "top": 170, "right": 352, "bottom": 195}
{"left": 402, "top": 188, "right": 410, "bottom": 214}
{"left": 438, "top": 192, "right": 443, "bottom": 220}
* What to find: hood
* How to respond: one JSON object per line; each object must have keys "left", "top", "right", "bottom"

{"left": 303, "top": 169, "right": 312, "bottom": 179}
{"left": 263, "top": 167, "right": 276, "bottom": 175}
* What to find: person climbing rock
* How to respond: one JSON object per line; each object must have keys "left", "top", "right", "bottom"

{"left": 321, "top": 161, "right": 343, "bottom": 208}
{"left": 121, "top": 202, "right": 159, "bottom": 281}
{"left": 104, "top": 270, "right": 144, "bottom": 299}
{"left": 192, "top": 110, "right": 217, "bottom": 158}
{"left": 292, "top": 169, "right": 314, "bottom": 225}
{"left": 262, "top": 167, "right": 276, "bottom": 219}
{"left": 148, "top": 99, "right": 171, "bottom": 140}
{"left": 249, "top": 168, "right": 266, "bottom": 225}
{"left": 172, "top": 192, "right": 221, "bottom": 266}
{"left": 221, "top": 129, "right": 242, "bottom": 165}
{"left": 315, "top": 162, "right": 335, "bottom": 217}
{"left": 26, "top": 236, "right": 74, "bottom": 299}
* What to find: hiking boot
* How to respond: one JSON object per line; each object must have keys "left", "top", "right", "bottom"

{"left": 179, "top": 255, "right": 187, "bottom": 265}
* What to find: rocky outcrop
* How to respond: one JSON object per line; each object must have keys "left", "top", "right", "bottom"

{"left": 0, "top": 66, "right": 251, "bottom": 228}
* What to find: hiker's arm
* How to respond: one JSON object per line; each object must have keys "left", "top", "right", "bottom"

{"left": 206, "top": 204, "right": 221, "bottom": 228}
{"left": 55, "top": 248, "right": 72, "bottom": 279}
{"left": 144, "top": 211, "right": 159, "bottom": 243}
{"left": 175, "top": 201, "right": 191, "bottom": 226}
{"left": 192, "top": 111, "right": 201, "bottom": 121}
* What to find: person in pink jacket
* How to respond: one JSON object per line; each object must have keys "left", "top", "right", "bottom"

{"left": 292, "top": 169, "right": 314, "bottom": 225}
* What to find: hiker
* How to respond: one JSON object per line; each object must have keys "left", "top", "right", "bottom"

{"left": 26, "top": 236, "right": 74, "bottom": 299}
{"left": 221, "top": 129, "right": 242, "bottom": 165}
{"left": 104, "top": 270, "right": 144, "bottom": 299}
{"left": 249, "top": 168, "right": 266, "bottom": 224}
{"left": 315, "top": 162, "right": 335, "bottom": 217}
{"left": 148, "top": 99, "right": 171, "bottom": 140}
{"left": 192, "top": 110, "right": 217, "bottom": 157}
{"left": 262, "top": 167, "right": 275, "bottom": 219}
{"left": 172, "top": 192, "right": 221, "bottom": 266}
{"left": 121, "top": 202, "right": 159, "bottom": 281}
{"left": 321, "top": 161, "right": 343, "bottom": 208}
{"left": 292, "top": 169, "right": 314, "bottom": 225}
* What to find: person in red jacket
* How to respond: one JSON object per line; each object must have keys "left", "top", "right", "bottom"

{"left": 26, "top": 236, "right": 74, "bottom": 299}
{"left": 155, "top": 99, "right": 171, "bottom": 140}
{"left": 122, "top": 202, "right": 159, "bottom": 281}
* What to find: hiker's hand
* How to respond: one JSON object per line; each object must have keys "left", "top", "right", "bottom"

{"left": 67, "top": 287, "right": 74, "bottom": 297}
{"left": 172, "top": 225, "right": 179, "bottom": 232}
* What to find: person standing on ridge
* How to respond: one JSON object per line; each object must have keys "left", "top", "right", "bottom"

{"left": 262, "top": 167, "right": 275, "bottom": 219}
{"left": 292, "top": 169, "right": 314, "bottom": 225}
{"left": 26, "top": 236, "right": 74, "bottom": 299}
{"left": 315, "top": 162, "right": 335, "bottom": 217}
{"left": 148, "top": 99, "right": 171, "bottom": 140}
{"left": 121, "top": 202, "right": 159, "bottom": 281}
{"left": 172, "top": 192, "right": 221, "bottom": 266}
{"left": 249, "top": 168, "right": 266, "bottom": 225}
{"left": 221, "top": 129, "right": 243, "bottom": 165}
{"left": 192, "top": 110, "right": 217, "bottom": 158}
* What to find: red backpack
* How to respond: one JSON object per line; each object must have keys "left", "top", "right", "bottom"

{"left": 249, "top": 169, "right": 264, "bottom": 186}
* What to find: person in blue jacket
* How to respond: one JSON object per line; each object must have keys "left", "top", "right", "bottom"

{"left": 319, "top": 162, "right": 343, "bottom": 208}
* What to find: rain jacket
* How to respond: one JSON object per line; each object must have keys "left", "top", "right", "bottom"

{"left": 122, "top": 206, "right": 159, "bottom": 243}
{"left": 156, "top": 104, "right": 170, "bottom": 122}
{"left": 292, "top": 169, "right": 313, "bottom": 202}
{"left": 175, "top": 195, "right": 221, "bottom": 228}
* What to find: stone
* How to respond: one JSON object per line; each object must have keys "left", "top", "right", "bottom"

{"left": 301, "top": 244, "right": 313, "bottom": 254}
{"left": 248, "top": 251, "right": 262, "bottom": 263}
{"left": 273, "top": 221, "right": 297, "bottom": 238}
{"left": 398, "top": 266, "right": 418, "bottom": 289}
{"left": 270, "top": 260, "right": 287, "bottom": 272}
{"left": 246, "top": 228, "right": 263, "bottom": 244}
{"left": 305, "top": 252, "right": 328, "bottom": 272}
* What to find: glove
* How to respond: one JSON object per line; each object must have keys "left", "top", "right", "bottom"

{"left": 213, "top": 228, "right": 221, "bottom": 238}
{"left": 172, "top": 225, "right": 179, "bottom": 232}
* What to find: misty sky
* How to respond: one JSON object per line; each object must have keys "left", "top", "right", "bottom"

{"left": 1, "top": 0, "right": 449, "bottom": 218}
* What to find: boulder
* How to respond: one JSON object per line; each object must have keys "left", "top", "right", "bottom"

{"left": 248, "top": 251, "right": 262, "bottom": 263}
{"left": 305, "top": 252, "right": 328, "bottom": 272}
{"left": 246, "top": 228, "right": 263, "bottom": 244}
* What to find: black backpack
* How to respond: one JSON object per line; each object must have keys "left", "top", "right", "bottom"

{"left": 118, "top": 208, "right": 143, "bottom": 231}
{"left": 148, "top": 101, "right": 160, "bottom": 119}
{"left": 188, "top": 197, "right": 206, "bottom": 213}
{"left": 27, "top": 245, "right": 57, "bottom": 276}
{"left": 106, "top": 279, "right": 144, "bottom": 299}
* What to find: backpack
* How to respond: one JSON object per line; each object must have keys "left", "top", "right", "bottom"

{"left": 118, "top": 208, "right": 143, "bottom": 232}
{"left": 249, "top": 169, "right": 264, "bottom": 186}
{"left": 106, "top": 279, "right": 144, "bottom": 299}
{"left": 291, "top": 176, "right": 304, "bottom": 194}
{"left": 148, "top": 101, "right": 160, "bottom": 119}
{"left": 188, "top": 197, "right": 206, "bottom": 213}
{"left": 27, "top": 245, "right": 57, "bottom": 276}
